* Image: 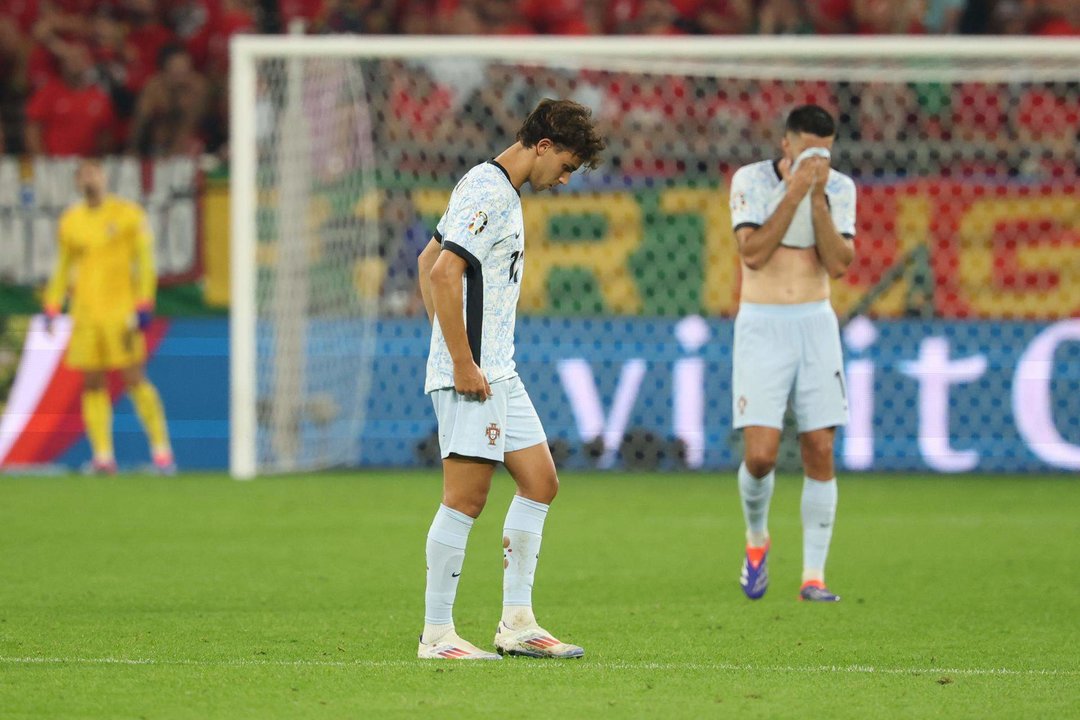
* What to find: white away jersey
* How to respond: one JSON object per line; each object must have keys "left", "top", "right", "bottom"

{"left": 729, "top": 159, "right": 857, "bottom": 247}
{"left": 425, "top": 161, "right": 525, "bottom": 394}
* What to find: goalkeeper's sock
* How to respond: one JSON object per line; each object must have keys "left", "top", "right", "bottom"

{"left": 801, "top": 476, "right": 838, "bottom": 584}
{"left": 129, "top": 380, "right": 172, "bottom": 462}
{"left": 422, "top": 504, "right": 473, "bottom": 644}
{"left": 81, "top": 389, "right": 114, "bottom": 464}
{"left": 501, "top": 495, "right": 548, "bottom": 630}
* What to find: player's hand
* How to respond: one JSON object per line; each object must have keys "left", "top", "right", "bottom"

{"left": 136, "top": 304, "right": 153, "bottom": 332}
{"left": 43, "top": 306, "right": 58, "bottom": 335}
{"left": 781, "top": 156, "right": 823, "bottom": 198}
{"left": 810, "top": 157, "right": 830, "bottom": 198}
{"left": 453, "top": 360, "right": 492, "bottom": 402}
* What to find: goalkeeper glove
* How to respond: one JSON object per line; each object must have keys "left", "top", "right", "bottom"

{"left": 43, "top": 305, "right": 59, "bottom": 335}
{"left": 136, "top": 303, "right": 154, "bottom": 332}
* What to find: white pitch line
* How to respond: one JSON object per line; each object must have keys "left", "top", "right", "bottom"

{"left": 0, "top": 657, "right": 1075, "bottom": 677}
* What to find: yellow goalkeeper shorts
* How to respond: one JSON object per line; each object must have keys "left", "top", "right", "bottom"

{"left": 65, "top": 318, "right": 146, "bottom": 371}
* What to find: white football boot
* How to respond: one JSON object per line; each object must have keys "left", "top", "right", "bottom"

{"left": 493, "top": 622, "right": 585, "bottom": 659}
{"left": 417, "top": 629, "right": 501, "bottom": 660}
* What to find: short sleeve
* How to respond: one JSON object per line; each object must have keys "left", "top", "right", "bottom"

{"left": 729, "top": 166, "right": 766, "bottom": 231}
{"left": 830, "top": 176, "right": 857, "bottom": 238}
{"left": 437, "top": 173, "right": 511, "bottom": 267}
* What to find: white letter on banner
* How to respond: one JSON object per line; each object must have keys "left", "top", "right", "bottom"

{"left": 900, "top": 336, "right": 987, "bottom": 472}
{"left": 1013, "top": 319, "right": 1080, "bottom": 469}
{"left": 842, "top": 316, "right": 878, "bottom": 470}
{"left": 558, "top": 358, "right": 647, "bottom": 469}
{"left": 673, "top": 315, "right": 710, "bottom": 469}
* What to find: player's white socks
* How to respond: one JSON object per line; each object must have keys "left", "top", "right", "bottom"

{"left": 422, "top": 504, "right": 474, "bottom": 644}
{"left": 501, "top": 495, "right": 549, "bottom": 630}
{"left": 738, "top": 461, "right": 774, "bottom": 547}
{"left": 801, "top": 477, "right": 838, "bottom": 584}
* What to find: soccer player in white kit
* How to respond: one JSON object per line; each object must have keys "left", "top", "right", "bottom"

{"left": 728, "top": 105, "right": 856, "bottom": 603}
{"left": 415, "top": 99, "right": 605, "bottom": 659}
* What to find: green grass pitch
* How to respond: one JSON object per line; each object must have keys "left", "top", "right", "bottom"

{"left": 1, "top": 471, "right": 1077, "bottom": 718}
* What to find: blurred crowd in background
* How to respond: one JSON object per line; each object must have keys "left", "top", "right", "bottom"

{"left": 0, "top": 0, "right": 1076, "bottom": 159}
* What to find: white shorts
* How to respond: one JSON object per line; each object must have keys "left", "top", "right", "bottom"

{"left": 429, "top": 375, "right": 547, "bottom": 462}
{"left": 732, "top": 300, "right": 849, "bottom": 432}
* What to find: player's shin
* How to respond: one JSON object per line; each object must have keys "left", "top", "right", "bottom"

{"left": 501, "top": 495, "right": 548, "bottom": 630}
{"left": 801, "top": 476, "right": 838, "bottom": 583}
{"left": 129, "top": 380, "right": 172, "bottom": 464}
{"left": 738, "top": 461, "right": 775, "bottom": 547}
{"left": 422, "top": 504, "right": 474, "bottom": 644}
{"left": 81, "top": 389, "right": 114, "bottom": 464}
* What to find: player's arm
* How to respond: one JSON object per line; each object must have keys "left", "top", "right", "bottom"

{"left": 811, "top": 172, "right": 855, "bottom": 279}
{"left": 24, "top": 89, "right": 46, "bottom": 155}
{"left": 127, "top": 81, "right": 156, "bottom": 153}
{"left": 43, "top": 218, "right": 73, "bottom": 325}
{"left": 417, "top": 237, "right": 442, "bottom": 324}
{"left": 25, "top": 122, "right": 44, "bottom": 154}
{"left": 133, "top": 208, "right": 157, "bottom": 329}
{"left": 172, "top": 77, "right": 208, "bottom": 155}
{"left": 429, "top": 249, "right": 491, "bottom": 401}
{"left": 735, "top": 160, "right": 818, "bottom": 270}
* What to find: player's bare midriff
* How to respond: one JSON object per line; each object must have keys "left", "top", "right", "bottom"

{"left": 739, "top": 246, "right": 830, "bottom": 304}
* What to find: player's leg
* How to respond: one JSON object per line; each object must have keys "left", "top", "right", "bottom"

{"left": 418, "top": 455, "right": 500, "bottom": 659}
{"left": 798, "top": 428, "right": 840, "bottom": 602}
{"left": 737, "top": 426, "right": 779, "bottom": 599}
{"left": 741, "top": 425, "right": 781, "bottom": 542}
{"left": 418, "top": 387, "right": 505, "bottom": 660}
{"left": 732, "top": 305, "right": 797, "bottom": 599}
{"left": 494, "top": 378, "right": 582, "bottom": 658}
{"left": 69, "top": 321, "right": 115, "bottom": 474}
{"left": 792, "top": 304, "right": 848, "bottom": 602}
{"left": 121, "top": 364, "right": 175, "bottom": 472}
{"left": 108, "top": 323, "right": 174, "bottom": 472}
{"left": 501, "top": 440, "right": 554, "bottom": 634}
{"left": 80, "top": 370, "right": 115, "bottom": 473}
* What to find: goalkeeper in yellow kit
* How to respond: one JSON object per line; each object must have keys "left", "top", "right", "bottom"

{"left": 43, "top": 158, "right": 175, "bottom": 475}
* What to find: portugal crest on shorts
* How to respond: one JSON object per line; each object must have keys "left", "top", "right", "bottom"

{"left": 468, "top": 210, "right": 489, "bottom": 235}
{"left": 485, "top": 422, "right": 501, "bottom": 446}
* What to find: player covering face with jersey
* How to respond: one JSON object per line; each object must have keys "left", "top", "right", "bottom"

{"left": 414, "top": 99, "right": 604, "bottom": 660}
{"left": 728, "top": 105, "right": 857, "bottom": 603}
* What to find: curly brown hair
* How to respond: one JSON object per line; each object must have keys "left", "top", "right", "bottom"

{"left": 516, "top": 98, "right": 606, "bottom": 169}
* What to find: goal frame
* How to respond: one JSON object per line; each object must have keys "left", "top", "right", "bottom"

{"left": 228, "top": 34, "right": 1080, "bottom": 479}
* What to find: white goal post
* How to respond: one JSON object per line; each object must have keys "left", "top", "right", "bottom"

{"left": 229, "top": 35, "right": 1080, "bottom": 479}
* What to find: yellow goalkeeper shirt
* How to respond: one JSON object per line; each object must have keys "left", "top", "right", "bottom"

{"left": 44, "top": 196, "right": 157, "bottom": 323}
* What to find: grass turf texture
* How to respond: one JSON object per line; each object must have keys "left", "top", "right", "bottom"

{"left": 1, "top": 471, "right": 1077, "bottom": 719}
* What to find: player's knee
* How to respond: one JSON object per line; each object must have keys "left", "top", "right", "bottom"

{"left": 802, "top": 433, "right": 835, "bottom": 464}
{"left": 535, "top": 474, "right": 558, "bottom": 504}
{"left": 122, "top": 367, "right": 145, "bottom": 390}
{"left": 744, "top": 452, "right": 776, "bottom": 479}
{"left": 443, "top": 491, "right": 488, "bottom": 519}
{"left": 83, "top": 372, "right": 106, "bottom": 391}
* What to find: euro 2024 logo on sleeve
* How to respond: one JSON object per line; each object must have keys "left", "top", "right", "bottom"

{"left": 731, "top": 191, "right": 748, "bottom": 213}
{"left": 468, "top": 211, "right": 488, "bottom": 235}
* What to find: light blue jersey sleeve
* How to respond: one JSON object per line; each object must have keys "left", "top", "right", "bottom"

{"left": 435, "top": 170, "right": 514, "bottom": 266}
{"left": 729, "top": 165, "right": 769, "bottom": 231}
{"left": 829, "top": 175, "right": 857, "bottom": 238}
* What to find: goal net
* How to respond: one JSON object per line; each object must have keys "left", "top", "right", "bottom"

{"left": 230, "top": 37, "right": 1080, "bottom": 478}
